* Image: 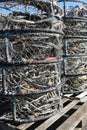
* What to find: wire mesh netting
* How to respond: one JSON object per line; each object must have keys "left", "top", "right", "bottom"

{"left": 0, "top": 0, "right": 63, "bottom": 122}
{"left": 0, "top": 90, "right": 62, "bottom": 122}
{"left": 63, "top": 38, "right": 87, "bottom": 56}
{"left": 0, "top": 0, "right": 63, "bottom": 30}
{"left": 1, "top": 0, "right": 87, "bottom": 122}
{"left": 0, "top": 62, "right": 62, "bottom": 95}
{"left": 0, "top": 31, "right": 63, "bottom": 62}
{"left": 59, "top": 0, "right": 87, "bottom": 93}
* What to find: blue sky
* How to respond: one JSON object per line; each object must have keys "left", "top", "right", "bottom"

{"left": 0, "top": 4, "right": 38, "bottom": 14}
{"left": 0, "top": 0, "right": 87, "bottom": 15}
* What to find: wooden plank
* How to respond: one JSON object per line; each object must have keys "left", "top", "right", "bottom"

{"left": 75, "top": 127, "right": 83, "bottom": 130}
{"left": 62, "top": 98, "right": 70, "bottom": 103}
{"left": 82, "top": 116, "right": 87, "bottom": 127}
{"left": 56, "top": 101, "right": 87, "bottom": 130}
{"left": 7, "top": 124, "right": 18, "bottom": 130}
{"left": 35, "top": 100, "right": 79, "bottom": 130}
{"left": 64, "top": 94, "right": 73, "bottom": 98}
{"left": 17, "top": 123, "right": 34, "bottom": 130}
{"left": 75, "top": 121, "right": 82, "bottom": 130}
{"left": 76, "top": 91, "right": 87, "bottom": 99}
{"left": 80, "top": 96, "right": 87, "bottom": 103}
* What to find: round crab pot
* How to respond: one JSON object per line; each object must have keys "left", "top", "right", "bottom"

{"left": 0, "top": 89, "right": 62, "bottom": 123}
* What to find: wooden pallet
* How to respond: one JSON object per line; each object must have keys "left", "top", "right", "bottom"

{"left": 1, "top": 94, "right": 87, "bottom": 130}
{"left": 64, "top": 90, "right": 87, "bottom": 102}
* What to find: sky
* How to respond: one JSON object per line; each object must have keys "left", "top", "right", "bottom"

{"left": 0, "top": 0, "right": 87, "bottom": 15}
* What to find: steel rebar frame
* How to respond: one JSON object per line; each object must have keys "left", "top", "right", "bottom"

{"left": 59, "top": 0, "right": 87, "bottom": 93}
{"left": 0, "top": 0, "right": 63, "bottom": 122}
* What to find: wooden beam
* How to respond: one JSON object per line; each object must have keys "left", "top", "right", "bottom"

{"left": 64, "top": 94, "right": 73, "bottom": 98}
{"left": 56, "top": 101, "right": 87, "bottom": 130}
{"left": 17, "top": 123, "right": 34, "bottom": 130}
{"left": 62, "top": 98, "right": 70, "bottom": 103}
{"left": 76, "top": 91, "right": 87, "bottom": 99}
{"left": 74, "top": 128, "right": 82, "bottom": 130}
{"left": 81, "top": 96, "right": 87, "bottom": 103}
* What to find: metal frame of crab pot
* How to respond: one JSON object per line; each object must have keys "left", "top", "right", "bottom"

{"left": 0, "top": 86, "right": 62, "bottom": 123}
{"left": 0, "top": 28, "right": 63, "bottom": 122}
{"left": 62, "top": 36, "right": 87, "bottom": 94}
{"left": 0, "top": 29, "right": 63, "bottom": 62}
{"left": 0, "top": 0, "right": 63, "bottom": 122}
{"left": 58, "top": 0, "right": 87, "bottom": 93}
{"left": 0, "top": 60, "right": 62, "bottom": 95}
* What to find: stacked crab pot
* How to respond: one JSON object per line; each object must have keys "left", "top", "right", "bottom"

{"left": 58, "top": 0, "right": 87, "bottom": 93}
{"left": 0, "top": 0, "right": 63, "bottom": 123}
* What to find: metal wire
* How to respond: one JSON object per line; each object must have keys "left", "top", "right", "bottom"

{"left": 0, "top": 0, "right": 63, "bottom": 122}
{"left": 60, "top": 0, "right": 87, "bottom": 93}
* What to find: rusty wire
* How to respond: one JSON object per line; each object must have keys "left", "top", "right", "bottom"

{"left": 60, "top": 0, "right": 87, "bottom": 93}
{"left": 0, "top": 0, "right": 63, "bottom": 122}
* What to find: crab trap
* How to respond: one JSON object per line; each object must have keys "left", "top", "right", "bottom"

{"left": 0, "top": 61, "right": 62, "bottom": 95}
{"left": 59, "top": 0, "right": 87, "bottom": 93}
{"left": 0, "top": 89, "right": 62, "bottom": 123}
{"left": 0, "top": 0, "right": 63, "bottom": 123}
{"left": 0, "top": 29, "right": 63, "bottom": 62}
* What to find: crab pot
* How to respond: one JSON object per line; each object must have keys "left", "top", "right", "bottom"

{"left": 63, "top": 37, "right": 87, "bottom": 56}
{"left": 59, "top": 0, "right": 87, "bottom": 93}
{"left": 62, "top": 47, "right": 87, "bottom": 94}
{"left": 62, "top": 56, "right": 87, "bottom": 93}
{"left": 58, "top": 0, "right": 87, "bottom": 37}
{"left": 64, "top": 56, "right": 87, "bottom": 75}
{"left": 0, "top": 0, "right": 63, "bottom": 123}
{"left": 0, "top": 61, "right": 62, "bottom": 95}
{"left": 59, "top": 0, "right": 87, "bottom": 18}
{"left": 0, "top": 60, "right": 63, "bottom": 122}
{"left": 62, "top": 75, "right": 87, "bottom": 93}
{"left": 0, "top": 89, "right": 62, "bottom": 123}
{"left": 0, "top": 0, "right": 63, "bottom": 30}
{"left": 0, "top": 29, "right": 63, "bottom": 62}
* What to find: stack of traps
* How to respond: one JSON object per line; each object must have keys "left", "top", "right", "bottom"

{"left": 59, "top": 0, "right": 87, "bottom": 93}
{"left": 0, "top": 0, "right": 63, "bottom": 122}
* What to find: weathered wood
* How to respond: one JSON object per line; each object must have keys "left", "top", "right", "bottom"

{"left": 76, "top": 91, "right": 87, "bottom": 99}
{"left": 74, "top": 128, "right": 82, "bottom": 130}
{"left": 35, "top": 100, "right": 79, "bottom": 130}
{"left": 17, "top": 123, "right": 34, "bottom": 130}
{"left": 75, "top": 121, "right": 82, "bottom": 130}
{"left": 81, "top": 96, "right": 87, "bottom": 102}
{"left": 64, "top": 94, "right": 73, "bottom": 97}
{"left": 56, "top": 101, "right": 87, "bottom": 130}
{"left": 62, "top": 97, "right": 70, "bottom": 103}
{"left": 82, "top": 116, "right": 87, "bottom": 127}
